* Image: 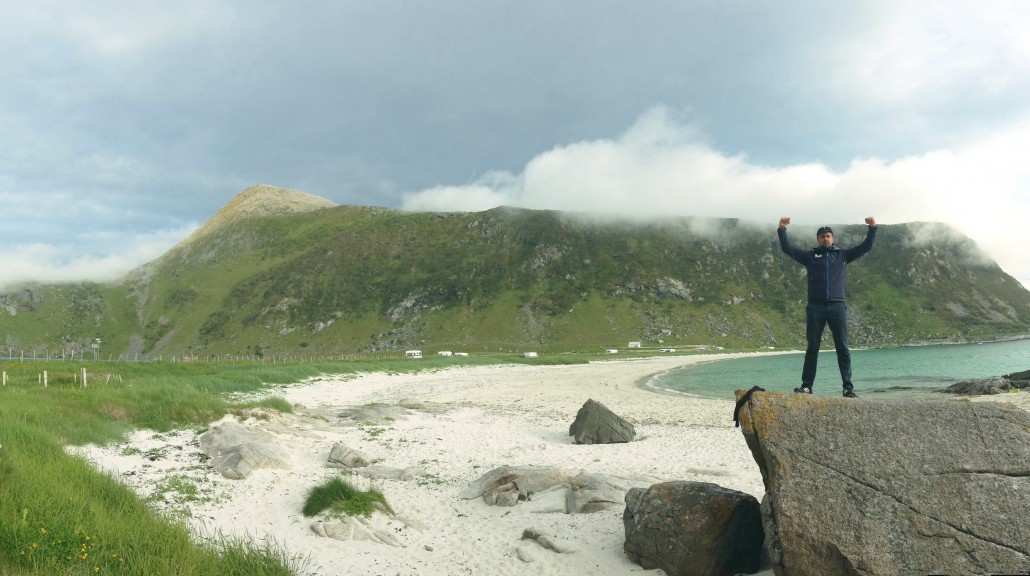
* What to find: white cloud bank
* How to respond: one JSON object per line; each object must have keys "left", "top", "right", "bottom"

{"left": 403, "top": 106, "right": 1030, "bottom": 290}
{"left": 0, "top": 227, "right": 192, "bottom": 289}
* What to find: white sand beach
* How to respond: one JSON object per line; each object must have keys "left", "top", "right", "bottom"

{"left": 69, "top": 354, "right": 1030, "bottom": 575}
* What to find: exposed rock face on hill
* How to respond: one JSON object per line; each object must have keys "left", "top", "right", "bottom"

{"left": 735, "top": 391, "right": 1030, "bottom": 576}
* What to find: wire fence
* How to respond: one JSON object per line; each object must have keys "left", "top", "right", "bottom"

{"left": 0, "top": 350, "right": 401, "bottom": 363}
{"left": 0, "top": 343, "right": 505, "bottom": 364}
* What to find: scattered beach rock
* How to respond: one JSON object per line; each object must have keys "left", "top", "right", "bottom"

{"left": 198, "top": 420, "right": 289, "bottom": 479}
{"left": 254, "top": 410, "right": 334, "bottom": 436}
{"left": 735, "top": 390, "right": 1030, "bottom": 575}
{"left": 484, "top": 481, "right": 520, "bottom": 506}
{"left": 622, "top": 481, "right": 764, "bottom": 576}
{"left": 338, "top": 404, "right": 412, "bottom": 423}
{"left": 461, "top": 465, "right": 628, "bottom": 513}
{"left": 334, "top": 400, "right": 450, "bottom": 424}
{"left": 310, "top": 517, "right": 405, "bottom": 547}
{"left": 1006, "top": 368, "right": 1030, "bottom": 382}
{"left": 940, "top": 377, "right": 1010, "bottom": 394}
{"left": 565, "top": 485, "right": 620, "bottom": 514}
{"left": 564, "top": 474, "right": 624, "bottom": 514}
{"left": 352, "top": 464, "right": 426, "bottom": 481}
{"left": 397, "top": 398, "right": 450, "bottom": 413}
{"left": 327, "top": 443, "right": 379, "bottom": 468}
{"left": 515, "top": 545, "right": 536, "bottom": 563}
{"left": 940, "top": 369, "right": 1030, "bottom": 395}
{"left": 521, "top": 527, "right": 575, "bottom": 554}
{"left": 568, "top": 399, "right": 636, "bottom": 444}
{"left": 459, "top": 465, "right": 577, "bottom": 501}
{"left": 517, "top": 485, "right": 568, "bottom": 513}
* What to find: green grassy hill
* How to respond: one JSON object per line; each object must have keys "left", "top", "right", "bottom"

{"left": 3, "top": 186, "right": 1029, "bottom": 359}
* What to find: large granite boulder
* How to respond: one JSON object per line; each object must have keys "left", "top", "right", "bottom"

{"left": 623, "top": 481, "right": 764, "bottom": 576}
{"left": 735, "top": 391, "right": 1030, "bottom": 576}
{"left": 568, "top": 399, "right": 636, "bottom": 444}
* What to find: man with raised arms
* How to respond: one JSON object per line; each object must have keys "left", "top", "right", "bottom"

{"left": 777, "top": 217, "right": 877, "bottom": 397}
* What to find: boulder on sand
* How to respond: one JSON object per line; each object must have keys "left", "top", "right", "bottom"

{"left": 735, "top": 391, "right": 1030, "bottom": 576}
{"left": 623, "top": 481, "right": 764, "bottom": 576}
{"left": 568, "top": 399, "right": 636, "bottom": 444}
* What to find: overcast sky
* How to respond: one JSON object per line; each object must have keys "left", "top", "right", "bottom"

{"left": 3, "top": 1, "right": 1029, "bottom": 290}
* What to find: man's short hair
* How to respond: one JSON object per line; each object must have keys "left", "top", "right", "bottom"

{"left": 816, "top": 226, "right": 834, "bottom": 236}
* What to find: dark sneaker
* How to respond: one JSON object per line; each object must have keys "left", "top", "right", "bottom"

{"left": 793, "top": 386, "right": 812, "bottom": 394}
{"left": 843, "top": 389, "right": 858, "bottom": 398}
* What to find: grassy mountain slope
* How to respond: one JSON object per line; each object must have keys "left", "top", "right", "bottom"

{"left": 3, "top": 187, "right": 1029, "bottom": 358}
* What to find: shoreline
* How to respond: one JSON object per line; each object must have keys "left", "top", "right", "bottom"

{"left": 639, "top": 343, "right": 1030, "bottom": 404}
{"left": 633, "top": 350, "right": 800, "bottom": 398}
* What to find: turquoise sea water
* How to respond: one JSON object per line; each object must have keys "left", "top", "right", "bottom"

{"left": 646, "top": 339, "right": 1030, "bottom": 400}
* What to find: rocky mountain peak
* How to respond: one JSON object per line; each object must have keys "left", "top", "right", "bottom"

{"left": 200, "top": 184, "right": 336, "bottom": 233}
{"left": 128, "top": 185, "right": 337, "bottom": 280}
{"left": 175, "top": 185, "right": 337, "bottom": 247}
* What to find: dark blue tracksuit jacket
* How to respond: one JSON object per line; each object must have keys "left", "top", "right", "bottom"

{"left": 777, "top": 226, "right": 877, "bottom": 301}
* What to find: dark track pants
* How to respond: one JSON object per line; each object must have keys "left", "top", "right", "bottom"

{"left": 802, "top": 300, "right": 853, "bottom": 390}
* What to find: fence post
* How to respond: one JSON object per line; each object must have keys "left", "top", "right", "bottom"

{"left": 81, "top": 367, "right": 88, "bottom": 388}
{"left": 2, "top": 370, "right": 6, "bottom": 386}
